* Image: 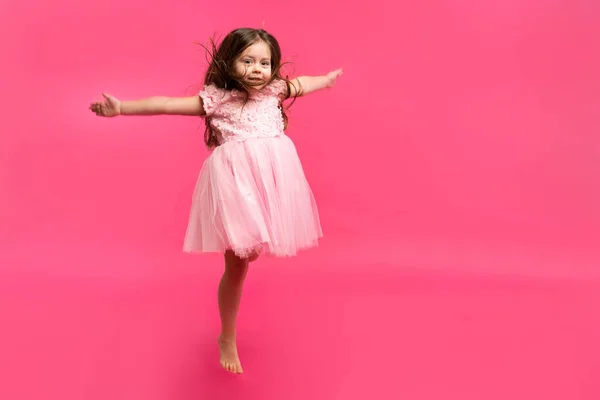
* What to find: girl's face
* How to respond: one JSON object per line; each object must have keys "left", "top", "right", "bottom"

{"left": 234, "top": 40, "right": 272, "bottom": 90}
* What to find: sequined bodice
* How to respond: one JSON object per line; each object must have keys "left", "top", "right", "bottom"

{"left": 199, "top": 80, "right": 287, "bottom": 144}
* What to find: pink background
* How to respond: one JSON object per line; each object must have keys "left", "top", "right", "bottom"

{"left": 1, "top": 0, "right": 599, "bottom": 399}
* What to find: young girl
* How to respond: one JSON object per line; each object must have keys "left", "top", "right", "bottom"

{"left": 89, "top": 27, "right": 342, "bottom": 374}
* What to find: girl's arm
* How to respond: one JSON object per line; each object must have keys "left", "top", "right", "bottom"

{"left": 288, "top": 68, "right": 343, "bottom": 98}
{"left": 90, "top": 93, "right": 206, "bottom": 117}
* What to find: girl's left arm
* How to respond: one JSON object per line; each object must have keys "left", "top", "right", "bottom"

{"left": 288, "top": 68, "right": 343, "bottom": 98}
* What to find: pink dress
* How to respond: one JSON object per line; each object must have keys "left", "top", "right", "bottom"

{"left": 183, "top": 79, "right": 322, "bottom": 258}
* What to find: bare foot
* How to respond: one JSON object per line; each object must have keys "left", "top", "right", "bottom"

{"left": 218, "top": 335, "right": 243, "bottom": 374}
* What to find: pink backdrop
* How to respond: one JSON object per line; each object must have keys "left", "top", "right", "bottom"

{"left": 1, "top": 0, "right": 599, "bottom": 399}
{"left": 1, "top": 0, "right": 599, "bottom": 270}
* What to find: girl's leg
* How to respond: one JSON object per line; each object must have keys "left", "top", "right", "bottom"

{"left": 217, "top": 250, "right": 251, "bottom": 374}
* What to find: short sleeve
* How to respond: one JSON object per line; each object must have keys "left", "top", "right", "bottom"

{"left": 199, "top": 84, "right": 225, "bottom": 116}
{"left": 266, "top": 79, "right": 289, "bottom": 99}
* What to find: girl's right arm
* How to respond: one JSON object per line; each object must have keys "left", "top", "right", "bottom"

{"left": 89, "top": 93, "right": 206, "bottom": 118}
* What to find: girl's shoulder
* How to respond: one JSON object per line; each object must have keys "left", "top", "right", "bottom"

{"left": 199, "top": 84, "right": 232, "bottom": 115}
{"left": 200, "top": 83, "right": 231, "bottom": 99}
{"left": 263, "top": 78, "right": 288, "bottom": 98}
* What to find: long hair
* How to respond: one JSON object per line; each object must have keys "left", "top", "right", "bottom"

{"left": 198, "top": 28, "right": 297, "bottom": 149}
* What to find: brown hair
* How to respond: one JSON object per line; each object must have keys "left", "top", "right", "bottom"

{"left": 199, "top": 28, "right": 298, "bottom": 149}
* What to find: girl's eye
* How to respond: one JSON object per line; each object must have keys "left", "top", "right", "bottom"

{"left": 244, "top": 60, "right": 252, "bottom": 64}
{"left": 262, "top": 62, "right": 270, "bottom": 67}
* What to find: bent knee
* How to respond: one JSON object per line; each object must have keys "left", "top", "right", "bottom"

{"left": 247, "top": 251, "right": 260, "bottom": 262}
{"left": 224, "top": 249, "right": 259, "bottom": 264}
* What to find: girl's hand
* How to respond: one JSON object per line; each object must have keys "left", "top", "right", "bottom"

{"left": 89, "top": 93, "right": 121, "bottom": 117}
{"left": 326, "top": 68, "right": 343, "bottom": 88}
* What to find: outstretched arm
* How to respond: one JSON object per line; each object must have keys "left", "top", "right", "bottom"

{"left": 90, "top": 93, "right": 206, "bottom": 117}
{"left": 288, "top": 68, "right": 343, "bottom": 98}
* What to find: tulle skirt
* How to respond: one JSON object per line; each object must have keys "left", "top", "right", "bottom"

{"left": 183, "top": 134, "right": 322, "bottom": 258}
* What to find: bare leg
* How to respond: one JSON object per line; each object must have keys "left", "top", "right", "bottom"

{"left": 217, "top": 250, "right": 250, "bottom": 374}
